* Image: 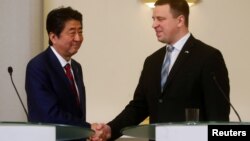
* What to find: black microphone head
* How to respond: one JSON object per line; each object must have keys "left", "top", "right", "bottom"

{"left": 8, "top": 66, "right": 13, "bottom": 75}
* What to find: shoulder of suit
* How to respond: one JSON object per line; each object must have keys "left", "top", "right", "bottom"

{"left": 71, "top": 59, "right": 82, "bottom": 68}
{"left": 191, "top": 37, "right": 220, "bottom": 53}
{"left": 28, "top": 47, "right": 50, "bottom": 64}
{"left": 148, "top": 46, "right": 166, "bottom": 58}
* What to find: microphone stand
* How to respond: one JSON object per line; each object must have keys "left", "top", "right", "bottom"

{"left": 212, "top": 73, "right": 241, "bottom": 122}
{"left": 8, "top": 66, "right": 29, "bottom": 119}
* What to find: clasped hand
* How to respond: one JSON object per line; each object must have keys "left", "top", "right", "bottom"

{"left": 90, "top": 123, "right": 111, "bottom": 141}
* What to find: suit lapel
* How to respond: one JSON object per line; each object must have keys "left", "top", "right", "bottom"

{"left": 71, "top": 62, "right": 85, "bottom": 112}
{"left": 156, "top": 47, "right": 168, "bottom": 95}
{"left": 71, "top": 62, "right": 81, "bottom": 98}
{"left": 163, "top": 35, "right": 196, "bottom": 92}
{"left": 47, "top": 47, "right": 69, "bottom": 85}
{"left": 47, "top": 47, "right": 78, "bottom": 99}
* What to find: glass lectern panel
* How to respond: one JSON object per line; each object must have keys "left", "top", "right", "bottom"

{"left": 121, "top": 122, "right": 247, "bottom": 140}
{"left": 0, "top": 122, "right": 94, "bottom": 140}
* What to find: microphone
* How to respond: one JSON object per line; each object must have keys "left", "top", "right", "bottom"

{"left": 8, "top": 66, "right": 29, "bottom": 119}
{"left": 211, "top": 72, "right": 241, "bottom": 122}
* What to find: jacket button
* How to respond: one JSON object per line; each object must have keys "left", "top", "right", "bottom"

{"left": 158, "top": 99, "right": 163, "bottom": 103}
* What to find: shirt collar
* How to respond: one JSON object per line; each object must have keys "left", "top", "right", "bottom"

{"left": 50, "top": 46, "right": 71, "bottom": 67}
{"left": 166, "top": 32, "right": 191, "bottom": 51}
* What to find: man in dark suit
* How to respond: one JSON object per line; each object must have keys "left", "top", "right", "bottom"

{"left": 91, "top": 0, "right": 230, "bottom": 140}
{"left": 25, "top": 7, "right": 101, "bottom": 140}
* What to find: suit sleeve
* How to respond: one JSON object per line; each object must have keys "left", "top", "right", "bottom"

{"left": 201, "top": 49, "right": 230, "bottom": 121}
{"left": 107, "top": 57, "right": 151, "bottom": 140}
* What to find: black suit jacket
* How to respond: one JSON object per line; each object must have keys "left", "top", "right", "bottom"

{"left": 25, "top": 47, "right": 90, "bottom": 128}
{"left": 108, "top": 35, "right": 230, "bottom": 140}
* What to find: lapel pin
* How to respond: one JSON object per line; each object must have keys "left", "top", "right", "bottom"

{"left": 185, "top": 50, "right": 189, "bottom": 54}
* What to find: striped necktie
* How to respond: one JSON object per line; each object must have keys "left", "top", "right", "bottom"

{"left": 161, "top": 45, "right": 174, "bottom": 92}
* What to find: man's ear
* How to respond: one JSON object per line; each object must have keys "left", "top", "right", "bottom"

{"left": 177, "top": 15, "right": 185, "bottom": 27}
{"left": 49, "top": 32, "right": 58, "bottom": 45}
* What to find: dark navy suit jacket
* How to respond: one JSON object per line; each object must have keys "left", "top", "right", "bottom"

{"left": 25, "top": 47, "right": 90, "bottom": 128}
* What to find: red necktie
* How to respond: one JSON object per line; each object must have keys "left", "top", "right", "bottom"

{"left": 64, "top": 63, "right": 80, "bottom": 106}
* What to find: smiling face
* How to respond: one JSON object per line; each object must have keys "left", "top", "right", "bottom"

{"left": 49, "top": 19, "right": 83, "bottom": 61}
{"left": 152, "top": 4, "right": 187, "bottom": 45}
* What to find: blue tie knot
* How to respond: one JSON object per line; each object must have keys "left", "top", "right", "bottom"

{"left": 167, "top": 45, "right": 174, "bottom": 52}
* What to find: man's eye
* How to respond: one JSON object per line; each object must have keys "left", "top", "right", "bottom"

{"left": 69, "top": 32, "right": 76, "bottom": 35}
{"left": 158, "top": 18, "right": 165, "bottom": 21}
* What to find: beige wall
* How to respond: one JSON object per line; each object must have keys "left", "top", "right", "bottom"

{"left": 189, "top": 0, "right": 250, "bottom": 121}
{"left": 1, "top": 0, "right": 249, "bottom": 124}
{"left": 0, "top": 0, "right": 43, "bottom": 121}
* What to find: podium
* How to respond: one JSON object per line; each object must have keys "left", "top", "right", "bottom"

{"left": 0, "top": 122, "right": 94, "bottom": 141}
{"left": 121, "top": 122, "right": 250, "bottom": 141}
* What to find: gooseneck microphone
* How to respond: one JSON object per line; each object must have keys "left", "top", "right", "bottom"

{"left": 211, "top": 72, "right": 241, "bottom": 122}
{"left": 8, "top": 66, "right": 28, "bottom": 119}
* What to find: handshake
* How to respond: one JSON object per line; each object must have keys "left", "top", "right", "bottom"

{"left": 90, "top": 123, "right": 112, "bottom": 141}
